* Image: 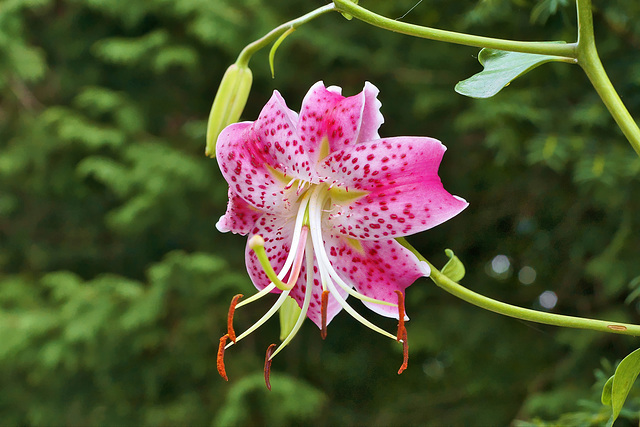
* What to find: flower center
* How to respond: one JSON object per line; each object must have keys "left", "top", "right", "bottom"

{"left": 217, "top": 179, "right": 409, "bottom": 388}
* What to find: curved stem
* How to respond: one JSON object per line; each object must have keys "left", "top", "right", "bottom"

{"left": 398, "top": 239, "right": 640, "bottom": 336}
{"left": 236, "top": 3, "right": 336, "bottom": 67}
{"left": 428, "top": 262, "right": 640, "bottom": 336}
{"left": 575, "top": 0, "right": 640, "bottom": 156}
{"left": 332, "top": 0, "right": 577, "bottom": 57}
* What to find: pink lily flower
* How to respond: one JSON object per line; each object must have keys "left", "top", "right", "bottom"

{"left": 215, "top": 81, "right": 468, "bottom": 388}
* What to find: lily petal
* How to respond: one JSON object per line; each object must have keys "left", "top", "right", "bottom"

{"left": 358, "top": 82, "right": 384, "bottom": 144}
{"left": 216, "top": 121, "right": 291, "bottom": 214}
{"left": 320, "top": 137, "right": 468, "bottom": 240}
{"left": 324, "top": 234, "right": 427, "bottom": 318}
{"left": 252, "top": 91, "right": 322, "bottom": 182}
{"left": 298, "top": 82, "right": 383, "bottom": 162}
{"left": 216, "top": 188, "right": 263, "bottom": 235}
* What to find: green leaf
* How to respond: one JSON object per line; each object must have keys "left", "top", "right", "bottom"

{"left": 604, "top": 348, "right": 640, "bottom": 426}
{"left": 269, "top": 27, "right": 296, "bottom": 79}
{"left": 441, "top": 249, "right": 465, "bottom": 282}
{"left": 455, "top": 47, "right": 569, "bottom": 98}
{"left": 602, "top": 375, "right": 614, "bottom": 406}
{"left": 338, "top": 0, "right": 359, "bottom": 20}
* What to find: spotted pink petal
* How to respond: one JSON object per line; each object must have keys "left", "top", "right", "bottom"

{"left": 324, "top": 233, "right": 428, "bottom": 319}
{"left": 298, "top": 81, "right": 383, "bottom": 163}
{"left": 216, "top": 188, "right": 263, "bottom": 235}
{"left": 217, "top": 121, "right": 281, "bottom": 212}
{"left": 358, "top": 82, "right": 384, "bottom": 144}
{"left": 320, "top": 136, "right": 468, "bottom": 240}
{"left": 216, "top": 120, "right": 299, "bottom": 214}
{"left": 251, "top": 91, "right": 321, "bottom": 182}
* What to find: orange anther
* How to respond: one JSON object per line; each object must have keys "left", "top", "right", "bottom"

{"left": 395, "top": 290, "right": 408, "bottom": 374}
{"left": 398, "top": 329, "right": 409, "bottom": 375}
{"left": 394, "top": 290, "right": 406, "bottom": 342}
{"left": 321, "top": 290, "right": 330, "bottom": 340}
{"left": 217, "top": 334, "right": 230, "bottom": 381}
{"left": 227, "top": 294, "right": 243, "bottom": 343}
{"left": 264, "top": 343, "right": 277, "bottom": 391}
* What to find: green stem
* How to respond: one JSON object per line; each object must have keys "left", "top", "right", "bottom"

{"left": 332, "top": 0, "right": 577, "bottom": 57}
{"left": 398, "top": 239, "right": 640, "bottom": 337}
{"left": 236, "top": 3, "right": 336, "bottom": 67}
{"left": 428, "top": 262, "right": 640, "bottom": 336}
{"left": 575, "top": 0, "right": 640, "bottom": 156}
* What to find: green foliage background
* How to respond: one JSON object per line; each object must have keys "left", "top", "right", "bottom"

{"left": 1, "top": 0, "right": 640, "bottom": 425}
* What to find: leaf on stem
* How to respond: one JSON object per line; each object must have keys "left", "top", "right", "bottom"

{"left": 601, "top": 347, "right": 640, "bottom": 427}
{"left": 455, "top": 47, "right": 567, "bottom": 98}
{"left": 338, "top": 0, "right": 359, "bottom": 20}
{"left": 269, "top": 27, "right": 296, "bottom": 79}
{"left": 441, "top": 249, "right": 465, "bottom": 282}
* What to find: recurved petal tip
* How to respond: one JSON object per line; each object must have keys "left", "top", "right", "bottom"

{"left": 418, "top": 261, "right": 431, "bottom": 277}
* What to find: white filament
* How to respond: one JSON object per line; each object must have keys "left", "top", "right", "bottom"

{"left": 235, "top": 193, "right": 310, "bottom": 309}
{"left": 269, "top": 234, "right": 314, "bottom": 360}
{"left": 308, "top": 186, "right": 397, "bottom": 340}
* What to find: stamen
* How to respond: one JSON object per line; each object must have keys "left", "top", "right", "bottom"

{"left": 235, "top": 283, "right": 276, "bottom": 309}
{"left": 308, "top": 185, "right": 397, "bottom": 340}
{"left": 394, "top": 290, "right": 406, "bottom": 343}
{"left": 321, "top": 290, "right": 330, "bottom": 340}
{"left": 285, "top": 226, "right": 309, "bottom": 288}
{"left": 327, "top": 266, "right": 397, "bottom": 307}
{"left": 284, "top": 177, "right": 297, "bottom": 190}
{"left": 322, "top": 272, "right": 397, "bottom": 340}
{"left": 264, "top": 343, "right": 277, "bottom": 391}
{"left": 226, "top": 290, "right": 291, "bottom": 349}
{"left": 217, "top": 334, "right": 230, "bottom": 381}
{"left": 296, "top": 180, "right": 309, "bottom": 196}
{"left": 227, "top": 294, "right": 243, "bottom": 343}
{"left": 308, "top": 189, "right": 396, "bottom": 308}
{"left": 395, "top": 290, "right": 409, "bottom": 374}
{"left": 269, "top": 236, "right": 315, "bottom": 360}
{"left": 397, "top": 329, "right": 409, "bottom": 374}
{"left": 395, "top": 290, "right": 409, "bottom": 375}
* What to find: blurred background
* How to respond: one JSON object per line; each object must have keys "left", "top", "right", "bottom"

{"left": 1, "top": 0, "right": 640, "bottom": 425}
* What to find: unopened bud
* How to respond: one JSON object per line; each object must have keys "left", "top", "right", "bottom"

{"left": 205, "top": 63, "right": 253, "bottom": 157}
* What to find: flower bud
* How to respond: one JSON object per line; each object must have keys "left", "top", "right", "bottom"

{"left": 205, "top": 63, "right": 253, "bottom": 157}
